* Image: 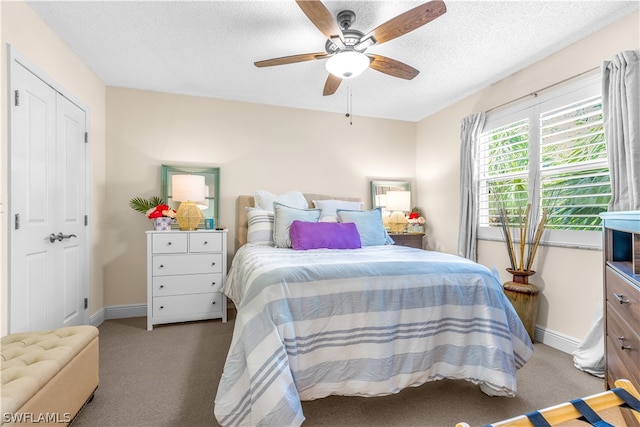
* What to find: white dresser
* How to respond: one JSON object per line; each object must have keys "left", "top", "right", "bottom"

{"left": 146, "top": 230, "right": 227, "bottom": 331}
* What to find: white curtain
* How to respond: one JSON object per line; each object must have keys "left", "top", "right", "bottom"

{"left": 573, "top": 50, "right": 640, "bottom": 377}
{"left": 457, "top": 112, "right": 485, "bottom": 261}
{"left": 602, "top": 49, "right": 640, "bottom": 211}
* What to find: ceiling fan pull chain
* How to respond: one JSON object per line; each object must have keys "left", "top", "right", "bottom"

{"left": 346, "top": 86, "right": 353, "bottom": 125}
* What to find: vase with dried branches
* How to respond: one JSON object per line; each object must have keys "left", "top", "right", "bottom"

{"left": 495, "top": 200, "right": 548, "bottom": 342}
{"left": 496, "top": 201, "right": 548, "bottom": 284}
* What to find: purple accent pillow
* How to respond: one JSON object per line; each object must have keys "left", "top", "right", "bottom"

{"left": 289, "top": 220, "right": 362, "bottom": 250}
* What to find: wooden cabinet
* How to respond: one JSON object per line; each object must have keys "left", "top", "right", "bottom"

{"left": 600, "top": 211, "right": 640, "bottom": 427}
{"left": 146, "top": 230, "right": 227, "bottom": 331}
{"left": 390, "top": 233, "right": 424, "bottom": 249}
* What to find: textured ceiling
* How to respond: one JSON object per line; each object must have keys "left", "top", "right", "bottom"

{"left": 26, "top": 1, "right": 639, "bottom": 122}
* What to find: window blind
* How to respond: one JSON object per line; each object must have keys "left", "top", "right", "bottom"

{"left": 539, "top": 95, "right": 610, "bottom": 231}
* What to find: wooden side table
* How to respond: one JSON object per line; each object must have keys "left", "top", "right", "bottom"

{"left": 390, "top": 233, "right": 424, "bottom": 249}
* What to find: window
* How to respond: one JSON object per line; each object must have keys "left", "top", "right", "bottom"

{"left": 478, "top": 75, "right": 610, "bottom": 249}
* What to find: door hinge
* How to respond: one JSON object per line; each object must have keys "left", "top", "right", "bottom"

{"left": 84, "top": 215, "right": 88, "bottom": 226}
{"left": 15, "top": 213, "right": 20, "bottom": 230}
{"left": 14, "top": 90, "right": 19, "bottom": 106}
{"left": 84, "top": 298, "right": 88, "bottom": 309}
{"left": 84, "top": 132, "right": 88, "bottom": 143}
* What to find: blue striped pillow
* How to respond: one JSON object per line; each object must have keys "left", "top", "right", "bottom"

{"left": 246, "top": 208, "right": 275, "bottom": 246}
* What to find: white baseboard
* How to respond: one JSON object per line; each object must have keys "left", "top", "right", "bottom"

{"left": 534, "top": 325, "right": 580, "bottom": 354}
{"left": 105, "top": 303, "right": 147, "bottom": 320}
{"left": 89, "top": 304, "right": 146, "bottom": 327}
{"left": 89, "top": 308, "right": 105, "bottom": 327}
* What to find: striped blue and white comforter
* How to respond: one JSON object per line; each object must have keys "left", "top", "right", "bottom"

{"left": 214, "top": 244, "right": 534, "bottom": 426}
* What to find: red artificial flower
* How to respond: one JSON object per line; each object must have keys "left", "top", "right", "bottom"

{"left": 408, "top": 212, "right": 419, "bottom": 219}
{"left": 147, "top": 204, "right": 171, "bottom": 219}
{"left": 148, "top": 209, "right": 163, "bottom": 219}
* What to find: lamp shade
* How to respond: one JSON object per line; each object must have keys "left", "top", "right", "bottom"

{"left": 172, "top": 174, "right": 205, "bottom": 202}
{"left": 195, "top": 185, "right": 209, "bottom": 210}
{"left": 385, "top": 191, "right": 411, "bottom": 212}
{"left": 375, "top": 194, "right": 387, "bottom": 208}
{"left": 325, "top": 51, "right": 370, "bottom": 79}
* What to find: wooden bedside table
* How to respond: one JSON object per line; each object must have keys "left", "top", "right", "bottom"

{"left": 390, "top": 233, "right": 424, "bottom": 249}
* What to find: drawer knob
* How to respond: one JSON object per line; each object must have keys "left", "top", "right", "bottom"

{"left": 159, "top": 305, "right": 164, "bottom": 310}
{"left": 614, "top": 293, "right": 630, "bottom": 304}
{"left": 212, "top": 301, "right": 216, "bottom": 305}
{"left": 159, "top": 285, "right": 164, "bottom": 289}
{"left": 204, "top": 241, "right": 208, "bottom": 245}
{"left": 616, "top": 336, "right": 632, "bottom": 350}
{"left": 211, "top": 282, "right": 216, "bottom": 286}
{"left": 159, "top": 264, "right": 164, "bottom": 268}
{"left": 167, "top": 242, "right": 172, "bottom": 245}
{"left": 212, "top": 262, "right": 216, "bottom": 266}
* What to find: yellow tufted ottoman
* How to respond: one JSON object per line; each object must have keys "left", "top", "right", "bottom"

{"left": 1, "top": 326, "right": 99, "bottom": 426}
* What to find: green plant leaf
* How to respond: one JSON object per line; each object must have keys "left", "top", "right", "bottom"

{"left": 129, "top": 196, "right": 166, "bottom": 214}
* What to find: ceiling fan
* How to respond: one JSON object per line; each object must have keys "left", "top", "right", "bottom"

{"left": 254, "top": 0, "right": 447, "bottom": 96}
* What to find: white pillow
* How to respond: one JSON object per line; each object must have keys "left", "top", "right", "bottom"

{"left": 313, "top": 199, "right": 363, "bottom": 218}
{"left": 245, "top": 208, "right": 274, "bottom": 246}
{"left": 273, "top": 202, "right": 321, "bottom": 248}
{"left": 254, "top": 190, "right": 308, "bottom": 212}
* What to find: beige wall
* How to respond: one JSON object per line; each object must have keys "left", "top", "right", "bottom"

{"left": 1, "top": 0, "right": 107, "bottom": 336}
{"left": 105, "top": 88, "right": 416, "bottom": 306}
{"left": 416, "top": 12, "right": 640, "bottom": 343}
{"left": 2, "top": 0, "right": 638, "bottom": 349}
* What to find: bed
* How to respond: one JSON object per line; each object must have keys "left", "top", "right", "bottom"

{"left": 214, "top": 193, "right": 534, "bottom": 427}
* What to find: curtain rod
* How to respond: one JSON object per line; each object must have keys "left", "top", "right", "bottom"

{"left": 485, "top": 66, "right": 600, "bottom": 114}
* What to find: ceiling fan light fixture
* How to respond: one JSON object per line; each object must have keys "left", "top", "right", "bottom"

{"left": 325, "top": 51, "right": 369, "bottom": 79}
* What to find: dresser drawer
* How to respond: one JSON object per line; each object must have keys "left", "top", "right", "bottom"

{"left": 190, "top": 232, "right": 223, "bottom": 253}
{"left": 152, "top": 233, "right": 188, "bottom": 254}
{"left": 606, "top": 333, "right": 640, "bottom": 389}
{"left": 152, "top": 253, "right": 223, "bottom": 276}
{"left": 152, "top": 273, "right": 223, "bottom": 296}
{"left": 153, "top": 293, "right": 223, "bottom": 317}
{"left": 605, "top": 266, "right": 640, "bottom": 327}
{"left": 606, "top": 301, "right": 640, "bottom": 380}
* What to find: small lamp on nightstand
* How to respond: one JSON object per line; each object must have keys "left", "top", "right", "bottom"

{"left": 386, "top": 190, "right": 410, "bottom": 234}
{"left": 172, "top": 174, "right": 205, "bottom": 231}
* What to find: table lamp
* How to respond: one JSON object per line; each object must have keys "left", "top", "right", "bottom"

{"left": 385, "top": 190, "right": 410, "bottom": 234}
{"left": 194, "top": 185, "right": 210, "bottom": 210}
{"left": 172, "top": 174, "right": 205, "bottom": 230}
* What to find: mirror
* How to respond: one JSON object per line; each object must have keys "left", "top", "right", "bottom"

{"left": 370, "top": 180, "right": 411, "bottom": 210}
{"left": 161, "top": 165, "right": 220, "bottom": 228}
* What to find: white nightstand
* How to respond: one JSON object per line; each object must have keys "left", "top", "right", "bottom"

{"left": 146, "top": 229, "right": 227, "bottom": 331}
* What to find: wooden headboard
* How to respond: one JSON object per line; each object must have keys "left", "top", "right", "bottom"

{"left": 235, "top": 194, "right": 361, "bottom": 250}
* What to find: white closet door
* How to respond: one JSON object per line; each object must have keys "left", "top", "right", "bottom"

{"left": 10, "top": 59, "right": 87, "bottom": 333}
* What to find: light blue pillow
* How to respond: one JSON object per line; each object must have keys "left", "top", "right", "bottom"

{"left": 273, "top": 202, "right": 321, "bottom": 248}
{"left": 336, "top": 207, "right": 388, "bottom": 246}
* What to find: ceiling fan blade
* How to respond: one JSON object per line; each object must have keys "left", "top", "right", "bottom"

{"left": 323, "top": 74, "right": 342, "bottom": 96}
{"left": 368, "top": 54, "right": 420, "bottom": 80}
{"left": 365, "top": 0, "right": 446, "bottom": 46}
{"left": 254, "top": 52, "right": 329, "bottom": 68}
{"left": 295, "top": 0, "right": 345, "bottom": 45}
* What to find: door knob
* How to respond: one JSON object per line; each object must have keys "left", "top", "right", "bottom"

{"left": 49, "top": 232, "right": 78, "bottom": 243}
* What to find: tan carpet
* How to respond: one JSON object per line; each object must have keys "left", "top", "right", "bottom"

{"left": 69, "top": 315, "right": 620, "bottom": 427}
